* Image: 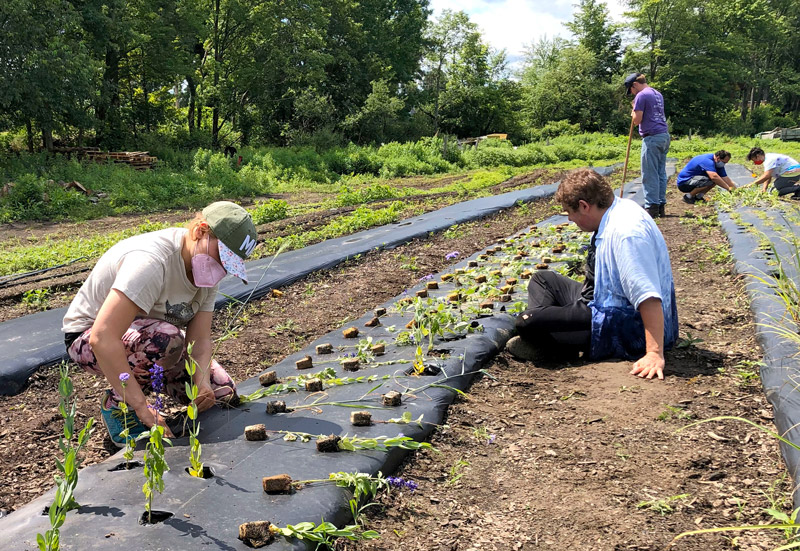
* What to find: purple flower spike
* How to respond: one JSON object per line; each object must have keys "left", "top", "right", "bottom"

{"left": 149, "top": 363, "right": 165, "bottom": 411}
{"left": 387, "top": 476, "right": 418, "bottom": 492}
{"left": 119, "top": 372, "right": 130, "bottom": 383}
{"left": 418, "top": 274, "right": 435, "bottom": 282}
{"left": 445, "top": 251, "right": 460, "bottom": 260}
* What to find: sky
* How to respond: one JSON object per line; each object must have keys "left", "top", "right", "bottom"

{"left": 428, "top": 0, "right": 628, "bottom": 71}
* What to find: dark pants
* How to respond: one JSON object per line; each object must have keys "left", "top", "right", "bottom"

{"left": 515, "top": 271, "right": 592, "bottom": 353}
{"left": 774, "top": 174, "right": 800, "bottom": 197}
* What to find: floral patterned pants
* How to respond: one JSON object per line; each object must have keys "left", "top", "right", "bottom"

{"left": 67, "top": 318, "right": 236, "bottom": 406}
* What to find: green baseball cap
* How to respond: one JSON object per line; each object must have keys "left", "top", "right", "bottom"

{"left": 202, "top": 201, "right": 258, "bottom": 282}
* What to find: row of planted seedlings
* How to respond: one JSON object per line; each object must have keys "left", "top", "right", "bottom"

{"left": 30, "top": 217, "right": 593, "bottom": 551}
{"left": 230, "top": 217, "right": 592, "bottom": 546}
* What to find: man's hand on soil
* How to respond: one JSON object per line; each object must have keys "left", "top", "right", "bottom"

{"left": 630, "top": 351, "right": 665, "bottom": 380}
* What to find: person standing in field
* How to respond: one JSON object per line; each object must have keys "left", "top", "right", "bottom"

{"left": 746, "top": 147, "right": 800, "bottom": 199}
{"left": 625, "top": 73, "right": 670, "bottom": 219}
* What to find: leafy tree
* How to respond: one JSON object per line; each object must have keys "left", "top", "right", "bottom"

{"left": 566, "top": 0, "right": 621, "bottom": 79}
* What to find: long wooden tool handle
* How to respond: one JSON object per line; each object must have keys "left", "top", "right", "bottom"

{"left": 619, "top": 118, "right": 635, "bottom": 198}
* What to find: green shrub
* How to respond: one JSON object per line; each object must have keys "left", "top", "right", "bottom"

{"left": 250, "top": 199, "right": 288, "bottom": 224}
{"left": 336, "top": 183, "right": 401, "bottom": 206}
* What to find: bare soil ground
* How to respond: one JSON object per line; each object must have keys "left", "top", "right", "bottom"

{"left": 0, "top": 172, "right": 787, "bottom": 551}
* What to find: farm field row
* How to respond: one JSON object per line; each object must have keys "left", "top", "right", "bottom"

{"left": 0, "top": 180, "right": 791, "bottom": 550}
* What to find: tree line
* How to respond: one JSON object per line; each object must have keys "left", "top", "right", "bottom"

{"left": 2, "top": 0, "right": 799, "bottom": 153}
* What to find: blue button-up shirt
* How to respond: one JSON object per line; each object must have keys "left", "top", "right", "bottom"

{"left": 588, "top": 197, "right": 679, "bottom": 360}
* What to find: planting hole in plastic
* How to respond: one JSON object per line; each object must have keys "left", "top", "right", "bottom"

{"left": 108, "top": 461, "right": 144, "bottom": 472}
{"left": 138, "top": 510, "right": 174, "bottom": 525}
{"left": 184, "top": 466, "right": 215, "bottom": 479}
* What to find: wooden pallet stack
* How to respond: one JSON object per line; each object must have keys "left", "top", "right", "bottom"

{"left": 84, "top": 150, "right": 159, "bottom": 170}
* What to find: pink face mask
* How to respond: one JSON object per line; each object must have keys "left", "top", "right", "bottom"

{"left": 192, "top": 235, "right": 226, "bottom": 287}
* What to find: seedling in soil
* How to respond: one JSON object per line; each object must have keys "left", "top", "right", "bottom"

{"left": 258, "top": 371, "right": 278, "bottom": 386}
{"left": 675, "top": 332, "right": 704, "bottom": 349}
{"left": 447, "top": 459, "right": 470, "bottom": 485}
{"left": 262, "top": 474, "right": 293, "bottom": 493}
{"left": 296, "top": 356, "right": 313, "bottom": 370}
{"left": 343, "top": 327, "right": 359, "bottom": 339}
{"left": 184, "top": 345, "right": 204, "bottom": 478}
{"left": 270, "top": 521, "right": 379, "bottom": 548}
{"left": 305, "top": 378, "right": 323, "bottom": 392}
{"left": 351, "top": 411, "right": 372, "bottom": 426}
{"left": 37, "top": 363, "right": 96, "bottom": 551}
{"left": 139, "top": 364, "right": 172, "bottom": 524}
{"left": 238, "top": 520, "right": 274, "bottom": 548}
{"left": 382, "top": 391, "right": 402, "bottom": 406}
{"left": 245, "top": 424, "right": 268, "bottom": 441}
{"left": 266, "top": 401, "right": 288, "bottom": 414}
{"left": 656, "top": 405, "right": 694, "bottom": 421}
{"left": 316, "top": 343, "right": 333, "bottom": 354}
{"left": 637, "top": 493, "right": 690, "bottom": 515}
{"left": 278, "top": 431, "right": 435, "bottom": 453}
{"left": 118, "top": 373, "right": 136, "bottom": 469}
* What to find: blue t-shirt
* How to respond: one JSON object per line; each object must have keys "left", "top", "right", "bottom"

{"left": 588, "top": 197, "right": 679, "bottom": 360}
{"left": 676, "top": 153, "right": 727, "bottom": 186}
{"left": 633, "top": 87, "right": 668, "bottom": 137}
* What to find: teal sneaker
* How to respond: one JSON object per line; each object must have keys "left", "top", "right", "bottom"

{"left": 100, "top": 390, "right": 148, "bottom": 448}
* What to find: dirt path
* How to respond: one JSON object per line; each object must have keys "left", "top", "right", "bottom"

{"left": 346, "top": 187, "right": 787, "bottom": 551}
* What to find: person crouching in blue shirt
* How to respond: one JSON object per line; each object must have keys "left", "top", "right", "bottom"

{"left": 676, "top": 150, "right": 736, "bottom": 204}
{"left": 506, "top": 168, "right": 679, "bottom": 380}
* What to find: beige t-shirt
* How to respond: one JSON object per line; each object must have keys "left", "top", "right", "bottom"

{"left": 62, "top": 228, "right": 216, "bottom": 333}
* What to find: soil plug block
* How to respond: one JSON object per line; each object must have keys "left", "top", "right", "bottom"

{"left": 490, "top": 270, "right": 503, "bottom": 277}
{"left": 304, "top": 378, "right": 323, "bottom": 392}
{"left": 512, "top": 255, "right": 522, "bottom": 261}
{"left": 245, "top": 424, "right": 268, "bottom": 441}
{"left": 455, "top": 268, "right": 466, "bottom": 274}
{"left": 426, "top": 281, "right": 439, "bottom": 290}
{"left": 364, "top": 317, "right": 381, "bottom": 327}
{"left": 447, "top": 292, "right": 461, "bottom": 302}
{"left": 416, "top": 289, "right": 428, "bottom": 298}
{"left": 259, "top": 371, "right": 278, "bottom": 386}
{"left": 521, "top": 270, "right": 532, "bottom": 279}
{"left": 398, "top": 297, "right": 413, "bottom": 306}
{"left": 498, "top": 238, "right": 506, "bottom": 244}
{"left": 500, "top": 294, "right": 512, "bottom": 302}
{"left": 468, "top": 260, "right": 479, "bottom": 267}
{"left": 542, "top": 257, "right": 552, "bottom": 264}
{"left": 382, "top": 391, "right": 402, "bottom": 407}
{"left": 500, "top": 285, "right": 513, "bottom": 294}
{"left": 375, "top": 307, "right": 387, "bottom": 317}
{"left": 405, "top": 319, "right": 416, "bottom": 329}
{"left": 343, "top": 327, "right": 359, "bottom": 339}
{"left": 506, "top": 278, "right": 518, "bottom": 286}
{"left": 478, "top": 255, "right": 489, "bottom": 261}
{"left": 535, "top": 263, "right": 549, "bottom": 270}
{"left": 238, "top": 520, "right": 275, "bottom": 548}
{"left": 316, "top": 343, "right": 333, "bottom": 355}
{"left": 475, "top": 275, "right": 487, "bottom": 284}
{"left": 266, "top": 401, "right": 286, "bottom": 414}
{"left": 342, "top": 358, "right": 360, "bottom": 372}
{"left": 372, "top": 343, "right": 385, "bottom": 355}
{"left": 479, "top": 299, "right": 494, "bottom": 310}
{"left": 441, "top": 273, "right": 454, "bottom": 281}
{"left": 351, "top": 411, "right": 372, "bottom": 426}
{"left": 553, "top": 245, "right": 565, "bottom": 253}
{"left": 316, "top": 434, "right": 341, "bottom": 453}
{"left": 295, "top": 356, "right": 313, "bottom": 370}
{"left": 531, "top": 241, "right": 541, "bottom": 248}
{"left": 262, "top": 474, "right": 292, "bottom": 494}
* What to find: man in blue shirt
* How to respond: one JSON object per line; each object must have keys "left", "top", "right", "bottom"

{"left": 676, "top": 150, "right": 736, "bottom": 204}
{"left": 507, "top": 169, "right": 679, "bottom": 380}
{"left": 625, "top": 73, "right": 670, "bottom": 218}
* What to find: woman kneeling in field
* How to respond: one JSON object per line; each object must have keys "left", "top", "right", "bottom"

{"left": 62, "top": 201, "right": 258, "bottom": 445}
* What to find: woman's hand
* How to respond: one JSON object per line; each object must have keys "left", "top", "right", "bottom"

{"left": 135, "top": 404, "right": 175, "bottom": 438}
{"left": 194, "top": 380, "right": 216, "bottom": 412}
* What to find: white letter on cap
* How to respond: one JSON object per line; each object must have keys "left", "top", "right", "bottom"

{"left": 240, "top": 235, "right": 257, "bottom": 256}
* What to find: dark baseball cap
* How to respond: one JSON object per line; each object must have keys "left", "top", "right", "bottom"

{"left": 624, "top": 73, "right": 643, "bottom": 93}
